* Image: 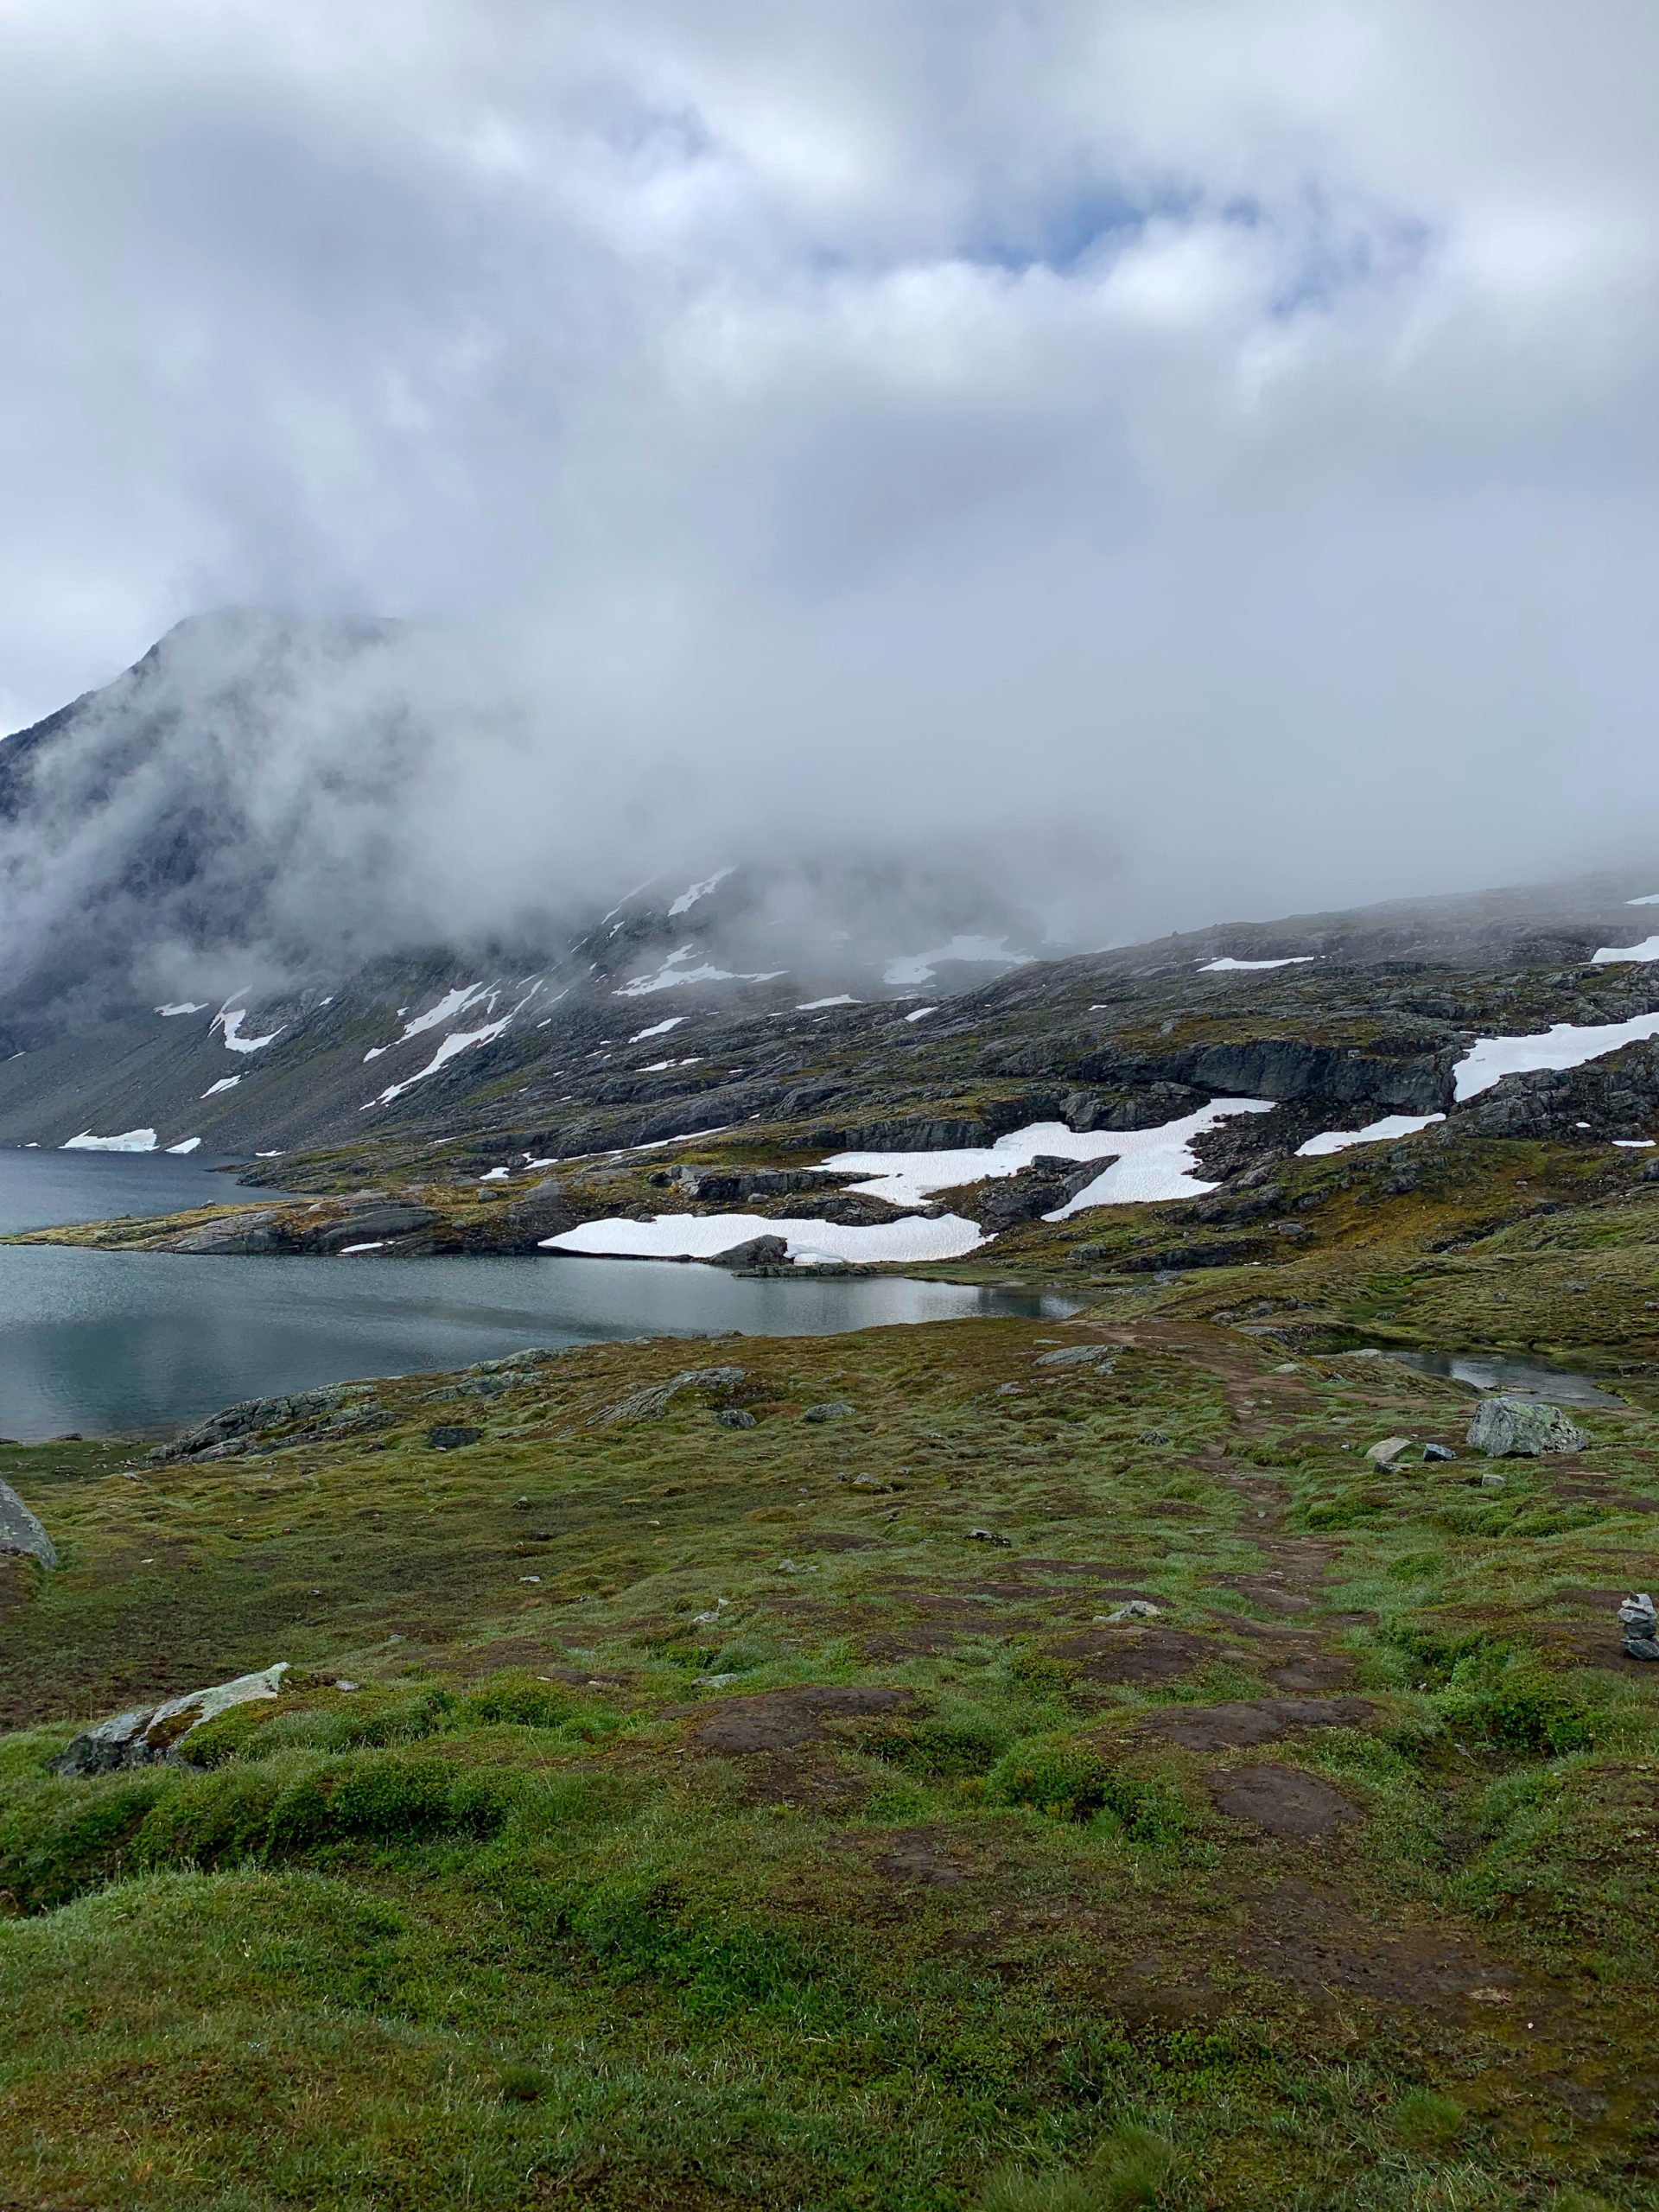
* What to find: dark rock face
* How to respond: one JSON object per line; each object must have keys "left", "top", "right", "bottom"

{"left": 961, "top": 1155, "right": 1110, "bottom": 1231}
{"left": 0, "top": 1480, "right": 56, "bottom": 1569}
{"left": 149, "top": 1382, "right": 384, "bottom": 1463}
{"left": 317, "top": 1205, "right": 441, "bottom": 1250}
{"left": 708, "top": 1234, "right": 789, "bottom": 1268}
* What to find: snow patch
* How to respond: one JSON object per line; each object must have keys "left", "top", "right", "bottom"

{"left": 1627, "top": 893, "right": 1659, "bottom": 906}
{"left": 217, "top": 1005, "right": 285, "bottom": 1054}
{"left": 1591, "top": 936, "right": 1659, "bottom": 965}
{"left": 1199, "top": 957, "right": 1316, "bottom": 973}
{"left": 165, "top": 1137, "right": 203, "bottom": 1154}
{"left": 796, "top": 995, "right": 860, "bottom": 1011}
{"left": 340, "top": 1242, "right": 387, "bottom": 1255}
{"left": 62, "top": 1128, "right": 158, "bottom": 1153}
{"left": 156, "top": 1001, "right": 209, "bottom": 1017}
{"left": 201, "top": 1077, "right": 242, "bottom": 1098}
{"left": 884, "top": 937, "right": 1032, "bottom": 987}
{"left": 542, "top": 1211, "right": 984, "bottom": 1265}
{"left": 365, "top": 982, "right": 489, "bottom": 1062}
{"left": 629, "top": 1016, "right": 685, "bottom": 1043}
{"left": 903, "top": 1005, "right": 938, "bottom": 1023}
{"left": 1455, "top": 1015, "right": 1659, "bottom": 1101}
{"left": 1297, "top": 1113, "right": 1446, "bottom": 1158}
{"left": 821, "top": 1103, "right": 1274, "bottom": 1216}
{"left": 667, "top": 867, "right": 734, "bottom": 918}
{"left": 615, "top": 946, "right": 785, "bottom": 996}
{"left": 1614, "top": 1139, "right": 1656, "bottom": 1147}
{"left": 365, "top": 1014, "right": 514, "bottom": 1108}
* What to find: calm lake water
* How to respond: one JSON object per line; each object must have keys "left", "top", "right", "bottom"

{"left": 0, "top": 1152, "right": 1065, "bottom": 1441}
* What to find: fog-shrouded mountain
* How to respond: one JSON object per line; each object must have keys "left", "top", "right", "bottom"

{"left": 4, "top": 615, "right": 1659, "bottom": 1183}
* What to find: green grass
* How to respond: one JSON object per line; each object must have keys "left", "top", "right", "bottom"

{"left": 3, "top": 1294, "right": 1659, "bottom": 2205}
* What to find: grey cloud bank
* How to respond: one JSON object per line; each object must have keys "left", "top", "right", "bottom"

{"left": 1, "top": 0, "right": 1656, "bottom": 969}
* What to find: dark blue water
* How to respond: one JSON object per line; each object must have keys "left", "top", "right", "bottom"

{"left": 0, "top": 1152, "right": 1062, "bottom": 1440}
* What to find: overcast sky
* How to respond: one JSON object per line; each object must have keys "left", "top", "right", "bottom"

{"left": 2, "top": 1, "right": 1656, "bottom": 939}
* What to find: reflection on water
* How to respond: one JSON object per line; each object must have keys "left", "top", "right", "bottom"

{"left": 1364, "top": 1345, "right": 1626, "bottom": 1408}
{"left": 0, "top": 1147, "right": 1071, "bottom": 1439}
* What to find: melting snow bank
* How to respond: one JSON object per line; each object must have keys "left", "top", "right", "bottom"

{"left": 365, "top": 982, "right": 489, "bottom": 1061}
{"left": 1591, "top": 935, "right": 1659, "bottom": 965}
{"left": 1298, "top": 1112, "right": 1446, "bottom": 1158}
{"left": 1455, "top": 1014, "right": 1659, "bottom": 1100}
{"left": 542, "top": 1212, "right": 986, "bottom": 1265}
{"left": 217, "top": 1005, "right": 285, "bottom": 1054}
{"left": 823, "top": 1103, "right": 1276, "bottom": 1215}
{"left": 615, "top": 946, "right": 785, "bottom": 996}
{"left": 1199, "top": 957, "right": 1315, "bottom": 973}
{"left": 883, "top": 937, "right": 1032, "bottom": 987}
{"left": 63, "top": 1128, "right": 158, "bottom": 1153}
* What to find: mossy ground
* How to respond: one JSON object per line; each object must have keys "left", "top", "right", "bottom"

{"left": 3, "top": 1295, "right": 1659, "bottom": 2208}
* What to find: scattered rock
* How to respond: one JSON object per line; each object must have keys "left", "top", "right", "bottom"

{"left": 51, "top": 1663, "right": 289, "bottom": 1776}
{"left": 592, "top": 1365, "right": 750, "bottom": 1425}
{"left": 1099, "top": 1599, "right": 1162, "bottom": 1623}
{"left": 427, "top": 1424, "right": 483, "bottom": 1450}
{"left": 1467, "top": 1396, "right": 1588, "bottom": 1458}
{"left": 1206, "top": 1763, "right": 1363, "bottom": 1839}
{"left": 1422, "top": 1443, "right": 1457, "bottom": 1463}
{"left": 716, "top": 1408, "right": 758, "bottom": 1429}
{"left": 969, "top": 1527, "right": 1013, "bottom": 1547}
{"left": 802, "top": 1402, "right": 855, "bottom": 1423}
{"left": 0, "top": 1480, "right": 57, "bottom": 1570}
{"left": 1478, "top": 1471, "right": 1507, "bottom": 1491}
{"left": 1366, "top": 1437, "right": 1414, "bottom": 1468}
{"left": 1033, "top": 1344, "right": 1116, "bottom": 1371}
{"left": 1618, "top": 1592, "right": 1659, "bottom": 1662}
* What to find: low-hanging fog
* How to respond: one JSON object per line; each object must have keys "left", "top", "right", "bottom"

{"left": 2, "top": 0, "right": 1657, "bottom": 996}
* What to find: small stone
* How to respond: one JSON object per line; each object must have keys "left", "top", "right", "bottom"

{"left": 1479, "top": 1471, "right": 1507, "bottom": 1490}
{"left": 1102, "top": 1599, "right": 1162, "bottom": 1622}
{"left": 802, "top": 1402, "right": 855, "bottom": 1423}
{"left": 1366, "top": 1437, "right": 1414, "bottom": 1468}
{"left": 695, "top": 1673, "right": 740, "bottom": 1688}
{"left": 850, "top": 1474, "right": 891, "bottom": 1491}
{"left": 334, "top": 1680, "right": 361, "bottom": 1693}
{"left": 969, "top": 1528, "right": 1013, "bottom": 1547}
{"left": 0, "top": 1479, "right": 57, "bottom": 1570}
{"left": 1136, "top": 1428, "right": 1171, "bottom": 1446}
{"left": 1422, "top": 1443, "right": 1457, "bottom": 1463}
{"left": 518, "top": 1574, "right": 542, "bottom": 1584}
{"left": 1034, "top": 1344, "right": 1116, "bottom": 1370}
{"left": 1273, "top": 1362, "right": 1301, "bottom": 1374}
{"left": 1466, "top": 1396, "right": 1588, "bottom": 1458}
{"left": 715, "top": 1408, "right": 758, "bottom": 1429}
{"left": 996, "top": 1383, "right": 1024, "bottom": 1395}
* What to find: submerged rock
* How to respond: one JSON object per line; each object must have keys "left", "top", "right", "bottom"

{"left": 51, "top": 1662, "right": 289, "bottom": 1775}
{"left": 1467, "top": 1396, "right": 1589, "bottom": 1458}
{"left": 0, "top": 1479, "right": 57, "bottom": 1570}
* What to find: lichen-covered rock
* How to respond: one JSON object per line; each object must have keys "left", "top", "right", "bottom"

{"left": 1365, "top": 1436, "right": 1414, "bottom": 1467}
{"left": 802, "top": 1402, "right": 855, "bottom": 1422}
{"left": 0, "top": 1479, "right": 56, "bottom": 1569}
{"left": 50, "top": 1662, "right": 289, "bottom": 1776}
{"left": 1466, "top": 1395, "right": 1589, "bottom": 1458}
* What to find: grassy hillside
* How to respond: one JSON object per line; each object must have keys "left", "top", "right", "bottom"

{"left": 3, "top": 1295, "right": 1658, "bottom": 2208}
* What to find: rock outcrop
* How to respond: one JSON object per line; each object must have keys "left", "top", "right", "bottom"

{"left": 1467, "top": 1396, "right": 1589, "bottom": 1457}
{"left": 50, "top": 1662, "right": 289, "bottom": 1775}
{"left": 0, "top": 1480, "right": 56, "bottom": 1570}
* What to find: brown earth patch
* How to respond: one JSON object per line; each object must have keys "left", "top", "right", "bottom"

{"left": 1049, "top": 1626, "right": 1217, "bottom": 1686}
{"left": 1207, "top": 1764, "right": 1363, "bottom": 1840}
{"left": 856, "top": 1827, "right": 968, "bottom": 1890}
{"left": 791, "top": 1530, "right": 879, "bottom": 1554}
{"left": 1140, "top": 1697, "right": 1375, "bottom": 1752}
{"left": 1237, "top": 1877, "right": 1509, "bottom": 2005}
{"left": 1211, "top": 1573, "right": 1316, "bottom": 1615}
{"left": 0, "top": 1559, "right": 28, "bottom": 1619}
{"left": 684, "top": 1684, "right": 911, "bottom": 1754}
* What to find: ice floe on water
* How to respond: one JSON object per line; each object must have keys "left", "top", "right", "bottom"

{"left": 62, "top": 1128, "right": 158, "bottom": 1152}
{"left": 883, "top": 937, "right": 1033, "bottom": 987}
{"left": 667, "top": 868, "right": 734, "bottom": 918}
{"left": 1199, "top": 957, "right": 1316, "bottom": 972}
{"left": 543, "top": 1211, "right": 986, "bottom": 1265}
{"left": 166, "top": 1137, "right": 202, "bottom": 1154}
{"left": 1591, "top": 935, "right": 1659, "bottom": 964}
{"left": 1297, "top": 1112, "right": 1446, "bottom": 1158}
{"left": 1455, "top": 1014, "right": 1659, "bottom": 1100}
{"left": 822, "top": 1103, "right": 1275, "bottom": 1214}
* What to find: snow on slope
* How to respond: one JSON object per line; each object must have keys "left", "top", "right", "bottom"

{"left": 667, "top": 868, "right": 734, "bottom": 918}
{"left": 883, "top": 936, "right": 1033, "bottom": 987}
{"left": 615, "top": 946, "right": 785, "bottom": 996}
{"left": 1591, "top": 936, "right": 1659, "bottom": 965}
{"left": 216, "top": 1005, "right": 285, "bottom": 1053}
{"left": 1199, "top": 957, "right": 1316, "bottom": 973}
{"left": 365, "top": 982, "right": 489, "bottom": 1061}
{"left": 62, "top": 1128, "right": 157, "bottom": 1152}
{"left": 1455, "top": 1014, "right": 1659, "bottom": 1100}
{"left": 1298, "top": 1112, "right": 1446, "bottom": 1157}
{"left": 542, "top": 1211, "right": 985, "bottom": 1265}
{"left": 823, "top": 1103, "right": 1275, "bottom": 1214}
{"left": 366, "top": 1014, "right": 516, "bottom": 1107}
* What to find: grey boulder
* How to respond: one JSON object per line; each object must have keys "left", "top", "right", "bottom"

{"left": 1466, "top": 1395, "right": 1589, "bottom": 1458}
{"left": 709, "top": 1234, "right": 789, "bottom": 1268}
{"left": 0, "top": 1479, "right": 57, "bottom": 1570}
{"left": 51, "top": 1662, "right": 289, "bottom": 1776}
{"left": 802, "top": 1402, "right": 855, "bottom": 1423}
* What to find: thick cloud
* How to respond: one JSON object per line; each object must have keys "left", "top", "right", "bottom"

{"left": 1, "top": 0, "right": 1656, "bottom": 949}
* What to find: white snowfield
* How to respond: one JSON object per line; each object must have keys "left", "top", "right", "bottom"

{"left": 883, "top": 937, "right": 1032, "bottom": 987}
{"left": 62, "top": 1128, "right": 158, "bottom": 1152}
{"left": 667, "top": 868, "right": 734, "bottom": 918}
{"left": 1591, "top": 936, "right": 1659, "bottom": 965}
{"left": 1199, "top": 956, "right": 1316, "bottom": 973}
{"left": 367, "top": 1014, "right": 516, "bottom": 1108}
{"left": 1628, "top": 893, "right": 1659, "bottom": 906}
{"left": 201, "top": 1076, "right": 241, "bottom": 1097}
{"left": 1297, "top": 1112, "right": 1446, "bottom": 1158}
{"left": 629, "top": 1016, "right": 684, "bottom": 1042}
{"left": 156, "top": 1001, "right": 209, "bottom": 1017}
{"left": 365, "top": 982, "right": 489, "bottom": 1061}
{"left": 797, "top": 995, "right": 860, "bottom": 1011}
{"left": 166, "top": 1136, "right": 202, "bottom": 1154}
{"left": 615, "top": 945, "right": 785, "bottom": 997}
{"left": 904, "top": 1006, "right": 938, "bottom": 1023}
{"left": 822, "top": 1103, "right": 1276, "bottom": 1216}
{"left": 217, "top": 1006, "right": 285, "bottom": 1054}
{"left": 542, "top": 1211, "right": 987, "bottom": 1265}
{"left": 1454, "top": 1014, "right": 1659, "bottom": 1101}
